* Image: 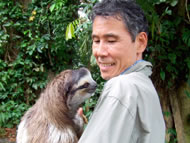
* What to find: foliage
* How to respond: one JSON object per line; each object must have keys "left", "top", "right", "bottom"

{"left": 0, "top": 0, "right": 80, "bottom": 128}
{"left": 167, "top": 128, "right": 177, "bottom": 143}
{"left": 0, "top": 1, "right": 190, "bottom": 143}
{"left": 0, "top": 101, "right": 29, "bottom": 128}
{"left": 137, "top": 0, "right": 190, "bottom": 91}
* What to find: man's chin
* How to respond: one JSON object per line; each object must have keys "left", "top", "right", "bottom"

{"left": 101, "top": 73, "right": 111, "bottom": 80}
{"left": 101, "top": 71, "right": 121, "bottom": 80}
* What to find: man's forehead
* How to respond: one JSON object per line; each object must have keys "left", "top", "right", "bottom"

{"left": 92, "top": 16, "right": 126, "bottom": 30}
{"left": 93, "top": 15, "right": 123, "bottom": 22}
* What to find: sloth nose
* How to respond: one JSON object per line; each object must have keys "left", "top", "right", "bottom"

{"left": 89, "top": 82, "right": 97, "bottom": 91}
{"left": 92, "top": 81, "right": 97, "bottom": 88}
{"left": 87, "top": 81, "right": 97, "bottom": 94}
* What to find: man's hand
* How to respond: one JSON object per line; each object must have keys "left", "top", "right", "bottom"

{"left": 78, "top": 107, "right": 88, "bottom": 124}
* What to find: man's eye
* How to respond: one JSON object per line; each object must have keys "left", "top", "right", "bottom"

{"left": 108, "top": 40, "right": 116, "bottom": 43}
{"left": 93, "top": 40, "right": 100, "bottom": 43}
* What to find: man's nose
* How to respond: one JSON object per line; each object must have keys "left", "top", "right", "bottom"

{"left": 96, "top": 41, "right": 108, "bottom": 56}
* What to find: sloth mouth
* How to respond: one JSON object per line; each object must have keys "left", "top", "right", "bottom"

{"left": 87, "top": 88, "right": 96, "bottom": 93}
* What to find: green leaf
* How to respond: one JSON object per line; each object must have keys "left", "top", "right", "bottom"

{"left": 170, "top": 0, "right": 178, "bottom": 7}
{"left": 42, "top": 34, "right": 50, "bottom": 40}
{"left": 168, "top": 53, "right": 176, "bottom": 64}
{"left": 151, "top": 21, "right": 155, "bottom": 39}
{"left": 50, "top": 4, "right": 55, "bottom": 12}
{"left": 65, "top": 23, "right": 75, "bottom": 40}
{"left": 163, "top": 111, "right": 171, "bottom": 117}
{"left": 3, "top": 22, "right": 12, "bottom": 27}
{"left": 186, "top": 58, "right": 190, "bottom": 69}
{"left": 185, "top": 90, "right": 190, "bottom": 98}
{"left": 160, "top": 70, "right": 165, "bottom": 81}
{"left": 32, "top": 84, "right": 38, "bottom": 90}
{"left": 0, "top": 82, "right": 5, "bottom": 91}
{"left": 168, "top": 128, "right": 177, "bottom": 136}
{"left": 187, "top": 78, "right": 190, "bottom": 86}
{"left": 182, "top": 29, "right": 190, "bottom": 46}
{"left": 165, "top": 7, "right": 172, "bottom": 15}
{"left": 1, "top": 34, "right": 9, "bottom": 40}
{"left": 14, "top": 22, "right": 21, "bottom": 27}
{"left": 90, "top": 54, "right": 97, "bottom": 67}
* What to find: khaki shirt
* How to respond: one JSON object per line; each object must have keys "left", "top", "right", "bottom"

{"left": 79, "top": 61, "right": 165, "bottom": 143}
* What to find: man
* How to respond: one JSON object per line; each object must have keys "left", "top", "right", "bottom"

{"left": 78, "top": 0, "right": 166, "bottom": 142}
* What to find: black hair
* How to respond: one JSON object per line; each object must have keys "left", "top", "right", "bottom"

{"left": 90, "top": 0, "right": 149, "bottom": 42}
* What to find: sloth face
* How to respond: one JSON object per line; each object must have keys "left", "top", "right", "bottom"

{"left": 66, "top": 68, "right": 97, "bottom": 110}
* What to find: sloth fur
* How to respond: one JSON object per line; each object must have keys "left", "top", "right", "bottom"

{"left": 16, "top": 68, "right": 96, "bottom": 143}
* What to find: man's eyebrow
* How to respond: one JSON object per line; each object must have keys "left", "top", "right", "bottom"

{"left": 92, "top": 33, "right": 119, "bottom": 39}
{"left": 92, "top": 34, "right": 98, "bottom": 39}
{"left": 104, "top": 33, "right": 118, "bottom": 38}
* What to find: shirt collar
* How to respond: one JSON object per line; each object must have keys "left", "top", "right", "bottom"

{"left": 120, "top": 60, "right": 153, "bottom": 76}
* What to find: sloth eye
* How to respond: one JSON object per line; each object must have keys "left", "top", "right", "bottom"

{"left": 78, "top": 82, "right": 89, "bottom": 89}
{"left": 83, "top": 82, "right": 89, "bottom": 88}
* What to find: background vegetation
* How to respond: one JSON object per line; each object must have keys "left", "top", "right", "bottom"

{"left": 0, "top": 0, "right": 190, "bottom": 143}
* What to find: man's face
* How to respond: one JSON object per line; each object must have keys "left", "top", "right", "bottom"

{"left": 92, "top": 16, "right": 139, "bottom": 80}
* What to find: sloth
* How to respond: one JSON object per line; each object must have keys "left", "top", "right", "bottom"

{"left": 16, "top": 68, "right": 97, "bottom": 143}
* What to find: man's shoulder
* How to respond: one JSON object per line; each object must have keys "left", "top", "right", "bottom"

{"left": 100, "top": 73, "right": 141, "bottom": 111}
{"left": 104, "top": 73, "right": 140, "bottom": 98}
{"left": 105, "top": 72, "right": 154, "bottom": 97}
{"left": 107, "top": 72, "right": 144, "bottom": 86}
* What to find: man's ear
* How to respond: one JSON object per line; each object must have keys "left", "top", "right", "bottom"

{"left": 135, "top": 32, "right": 148, "bottom": 54}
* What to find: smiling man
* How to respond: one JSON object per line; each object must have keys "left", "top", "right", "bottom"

{"left": 78, "top": 0, "right": 165, "bottom": 143}
{"left": 92, "top": 15, "right": 145, "bottom": 80}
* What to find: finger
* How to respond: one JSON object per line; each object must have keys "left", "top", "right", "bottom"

{"left": 77, "top": 107, "right": 83, "bottom": 116}
{"left": 82, "top": 114, "right": 88, "bottom": 124}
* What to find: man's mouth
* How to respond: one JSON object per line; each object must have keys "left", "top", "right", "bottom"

{"left": 100, "top": 63, "right": 115, "bottom": 67}
{"left": 98, "top": 63, "right": 115, "bottom": 72}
